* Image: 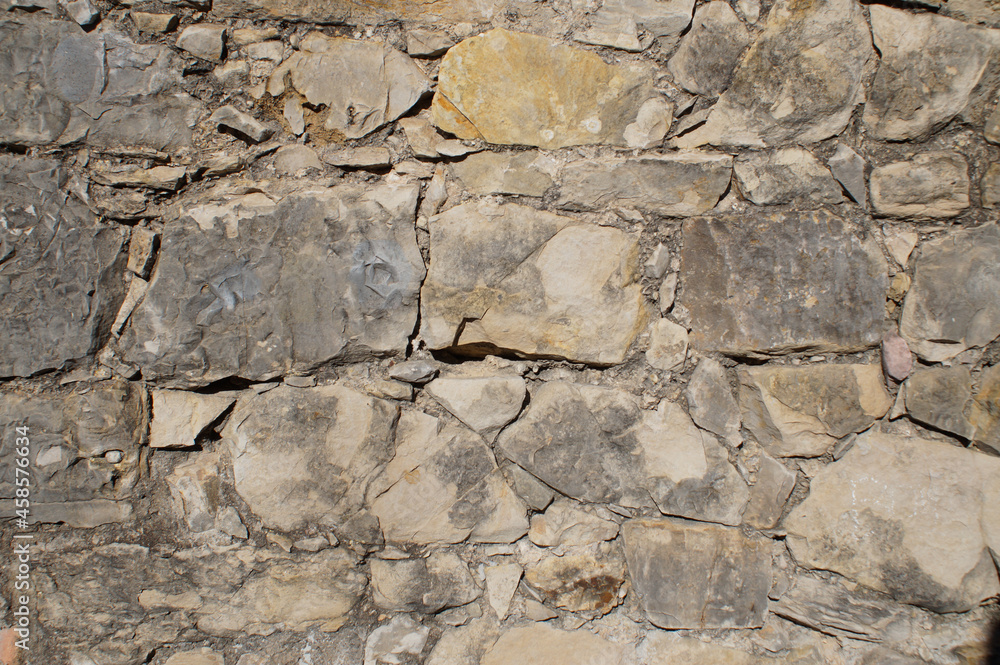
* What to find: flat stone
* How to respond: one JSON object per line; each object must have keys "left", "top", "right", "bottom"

{"left": 224, "top": 385, "right": 398, "bottom": 533}
{"left": 87, "top": 95, "right": 203, "bottom": 153}
{"left": 574, "top": 0, "right": 695, "bottom": 51}
{"left": 370, "top": 410, "right": 528, "bottom": 544}
{"left": 982, "top": 163, "right": 1000, "bottom": 208}
{"left": 432, "top": 28, "right": 660, "bottom": 149}
{"left": 133, "top": 11, "right": 178, "bottom": 32}
{"left": 899, "top": 224, "right": 1000, "bottom": 362}
{"left": 177, "top": 24, "right": 227, "bottom": 62}
{"left": 122, "top": 183, "right": 424, "bottom": 386}
{"left": 0, "top": 157, "right": 127, "bottom": 377}
{"left": 685, "top": 358, "right": 741, "bottom": 448}
{"left": 743, "top": 452, "right": 795, "bottom": 529}
{"left": 127, "top": 227, "right": 159, "bottom": 279}
{"left": 93, "top": 165, "right": 187, "bottom": 191}
{"left": 641, "top": 633, "right": 760, "bottom": 665}
{"left": 398, "top": 114, "right": 445, "bottom": 158}
{"left": 406, "top": 28, "right": 454, "bottom": 57}
{"left": 681, "top": 211, "right": 887, "bottom": 355}
{"left": 498, "top": 383, "right": 748, "bottom": 525}
{"left": 450, "top": 151, "right": 555, "bottom": 197}
{"left": 480, "top": 624, "right": 625, "bottom": 665}
{"left": 905, "top": 367, "right": 975, "bottom": 440}
{"left": 784, "top": 429, "right": 1000, "bottom": 612}
{"left": 209, "top": 105, "right": 274, "bottom": 143}
{"left": 371, "top": 552, "right": 480, "bottom": 613}
{"left": 425, "top": 376, "right": 526, "bottom": 441}
{"left": 269, "top": 32, "right": 430, "bottom": 140}
{"left": 421, "top": 201, "right": 650, "bottom": 366}
{"left": 738, "top": 364, "right": 893, "bottom": 458}
{"left": 863, "top": 6, "right": 1000, "bottom": 141}
{"left": 0, "top": 380, "right": 145, "bottom": 506}
{"left": 523, "top": 542, "right": 626, "bottom": 615}
{"left": 622, "top": 98, "right": 674, "bottom": 149}
{"left": 150, "top": 390, "right": 235, "bottom": 448}
{"left": 529, "top": 499, "right": 619, "bottom": 547}
{"left": 772, "top": 574, "right": 910, "bottom": 642}
{"left": 970, "top": 364, "right": 1000, "bottom": 453}
{"left": 828, "top": 143, "right": 867, "bottom": 207}
{"left": 734, "top": 148, "right": 843, "bottom": 206}
{"left": 646, "top": 319, "right": 688, "bottom": 371}
{"left": 8, "top": 499, "right": 134, "bottom": 527}
{"left": 165, "top": 648, "right": 224, "bottom": 665}
{"left": 659, "top": 273, "right": 678, "bottom": 314}
{"left": 485, "top": 563, "right": 521, "bottom": 620}
{"left": 426, "top": 617, "right": 502, "bottom": 665}
{"left": 363, "top": 615, "right": 430, "bottom": 665}
{"left": 62, "top": 0, "right": 99, "bottom": 27}
{"left": 211, "top": 0, "right": 501, "bottom": 24}
{"left": 502, "top": 462, "right": 555, "bottom": 512}
{"left": 675, "top": 0, "right": 872, "bottom": 148}
{"left": 273, "top": 144, "right": 322, "bottom": 174}
{"left": 322, "top": 147, "right": 392, "bottom": 169}
{"left": 869, "top": 152, "right": 970, "bottom": 219}
{"left": 882, "top": 226, "right": 918, "bottom": 267}
{"left": 622, "top": 518, "right": 772, "bottom": 629}
{"left": 881, "top": 329, "right": 913, "bottom": 381}
{"left": 556, "top": 152, "right": 732, "bottom": 217}
{"left": 388, "top": 358, "right": 439, "bottom": 384}
{"left": 667, "top": 1, "right": 751, "bottom": 97}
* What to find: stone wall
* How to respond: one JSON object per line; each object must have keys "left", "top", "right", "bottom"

{"left": 2, "top": 0, "right": 1000, "bottom": 663}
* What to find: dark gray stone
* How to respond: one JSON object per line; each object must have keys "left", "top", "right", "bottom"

{"left": 622, "top": 518, "right": 771, "bottom": 629}
{"left": 0, "top": 156, "right": 127, "bottom": 377}
{"left": 667, "top": 1, "right": 751, "bottom": 97}
{"left": 680, "top": 211, "right": 887, "bottom": 356}
{"left": 899, "top": 224, "right": 1000, "bottom": 362}
{"left": 121, "top": 183, "right": 424, "bottom": 387}
{"left": 685, "top": 358, "right": 741, "bottom": 447}
{"left": 371, "top": 552, "right": 481, "bottom": 613}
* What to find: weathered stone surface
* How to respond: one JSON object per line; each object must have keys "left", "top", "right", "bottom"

{"left": 738, "top": 364, "right": 893, "bottom": 458}
{"left": 502, "top": 462, "right": 555, "bottom": 512}
{"left": 772, "top": 574, "right": 910, "bottom": 642}
{"left": 406, "top": 28, "right": 454, "bottom": 57}
{"left": 646, "top": 319, "right": 688, "bottom": 371}
{"left": 209, "top": 105, "right": 274, "bottom": 143}
{"left": 734, "top": 148, "right": 843, "bottom": 206}
{"left": 432, "top": 29, "right": 661, "bottom": 149}
{"left": 177, "top": 24, "right": 226, "bottom": 61}
{"left": 869, "top": 152, "right": 970, "bottom": 219}
{"left": 529, "top": 499, "right": 619, "bottom": 547}
{"left": 0, "top": 157, "right": 126, "bottom": 377}
{"left": 225, "top": 385, "right": 395, "bottom": 534}
{"left": 828, "top": 143, "right": 867, "bottom": 207}
{"left": 269, "top": 32, "right": 430, "bottom": 140}
{"left": 667, "top": 1, "right": 751, "bottom": 97}
{"left": 785, "top": 429, "right": 1000, "bottom": 612}
{"left": 166, "top": 451, "right": 223, "bottom": 532}
{"left": 498, "top": 383, "right": 748, "bottom": 524}
{"left": 150, "top": 390, "right": 234, "bottom": 448}
{"left": 640, "top": 633, "right": 761, "bottom": 665}
{"left": 388, "top": 358, "right": 438, "bottom": 384}
{"left": 164, "top": 648, "right": 224, "bottom": 665}
{"left": 450, "top": 151, "right": 555, "bottom": 197}
{"left": 744, "top": 453, "right": 795, "bottom": 529}
{"left": 322, "top": 146, "right": 391, "bottom": 169}
{"left": 556, "top": 152, "right": 733, "bottom": 217}
{"left": 212, "top": 0, "right": 503, "bottom": 24}
{"left": 882, "top": 330, "right": 913, "bottom": 381}
{"left": 685, "top": 358, "right": 742, "bottom": 448}
{"left": 676, "top": 0, "right": 873, "bottom": 147}
{"left": 371, "top": 552, "right": 480, "bottom": 613}
{"left": 273, "top": 144, "right": 322, "bottom": 173}
{"left": 426, "top": 617, "right": 502, "bottom": 665}
{"left": 425, "top": 376, "right": 526, "bottom": 441}
{"left": 971, "top": 365, "right": 1000, "bottom": 453}
{"left": 421, "top": 202, "right": 649, "bottom": 366}
{"left": 132, "top": 11, "right": 178, "bottom": 33}
{"left": 122, "top": 183, "right": 424, "bottom": 386}
{"left": 363, "top": 615, "right": 430, "bottom": 665}
{"left": 480, "top": 624, "right": 625, "bottom": 665}
{"left": 905, "top": 367, "right": 976, "bottom": 439}
{"left": 574, "top": 0, "right": 695, "bottom": 51}
{"left": 485, "top": 563, "right": 521, "bottom": 620}
{"left": 0, "top": 19, "right": 197, "bottom": 149}
{"left": 370, "top": 409, "right": 528, "bottom": 544}
{"left": 982, "top": 163, "right": 1000, "bottom": 208}
{"left": 623, "top": 518, "right": 771, "bottom": 629}
{"left": 863, "top": 6, "right": 1000, "bottom": 141}
{"left": 523, "top": 542, "right": 626, "bottom": 614}
{"left": 899, "top": 224, "right": 1000, "bottom": 362}
{"left": 93, "top": 166, "right": 187, "bottom": 190}
{"left": 681, "top": 211, "right": 887, "bottom": 355}
{"left": 0, "top": 380, "right": 145, "bottom": 507}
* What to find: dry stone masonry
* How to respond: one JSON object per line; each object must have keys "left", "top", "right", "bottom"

{"left": 2, "top": 0, "right": 1000, "bottom": 663}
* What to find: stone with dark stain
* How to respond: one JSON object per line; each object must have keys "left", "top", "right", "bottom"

{"left": 522, "top": 542, "right": 625, "bottom": 615}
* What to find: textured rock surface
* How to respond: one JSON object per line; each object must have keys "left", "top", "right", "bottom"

{"left": 900, "top": 224, "right": 1000, "bottom": 361}
{"left": 685, "top": 358, "right": 742, "bottom": 448}
{"left": 676, "top": 0, "right": 873, "bottom": 148}
{"left": 785, "top": 430, "right": 1000, "bottom": 612}
{"left": 480, "top": 624, "right": 625, "bottom": 665}
{"left": 623, "top": 518, "right": 771, "bottom": 629}
{"left": 432, "top": 29, "right": 660, "bottom": 149}
{"left": 905, "top": 367, "right": 976, "bottom": 440}
{"left": 425, "top": 376, "right": 526, "bottom": 441}
{"left": 122, "top": 183, "right": 424, "bottom": 386}
{"left": 421, "top": 202, "right": 649, "bottom": 365}
{"left": 681, "top": 211, "right": 887, "bottom": 355}
{"left": 371, "top": 553, "right": 480, "bottom": 613}
{"left": 869, "top": 152, "right": 970, "bottom": 219}
{"left": 738, "top": 364, "right": 893, "bottom": 457}
{"left": 667, "top": 1, "right": 750, "bottom": 97}
{"left": 0, "top": 157, "right": 126, "bottom": 377}
{"left": 863, "top": 6, "right": 1000, "bottom": 141}
{"left": 150, "top": 389, "right": 234, "bottom": 448}
{"left": 555, "top": 152, "right": 733, "bottom": 217}
{"left": 450, "top": 151, "right": 555, "bottom": 197}
{"left": 523, "top": 542, "right": 626, "bottom": 614}
{"left": 734, "top": 148, "right": 843, "bottom": 206}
